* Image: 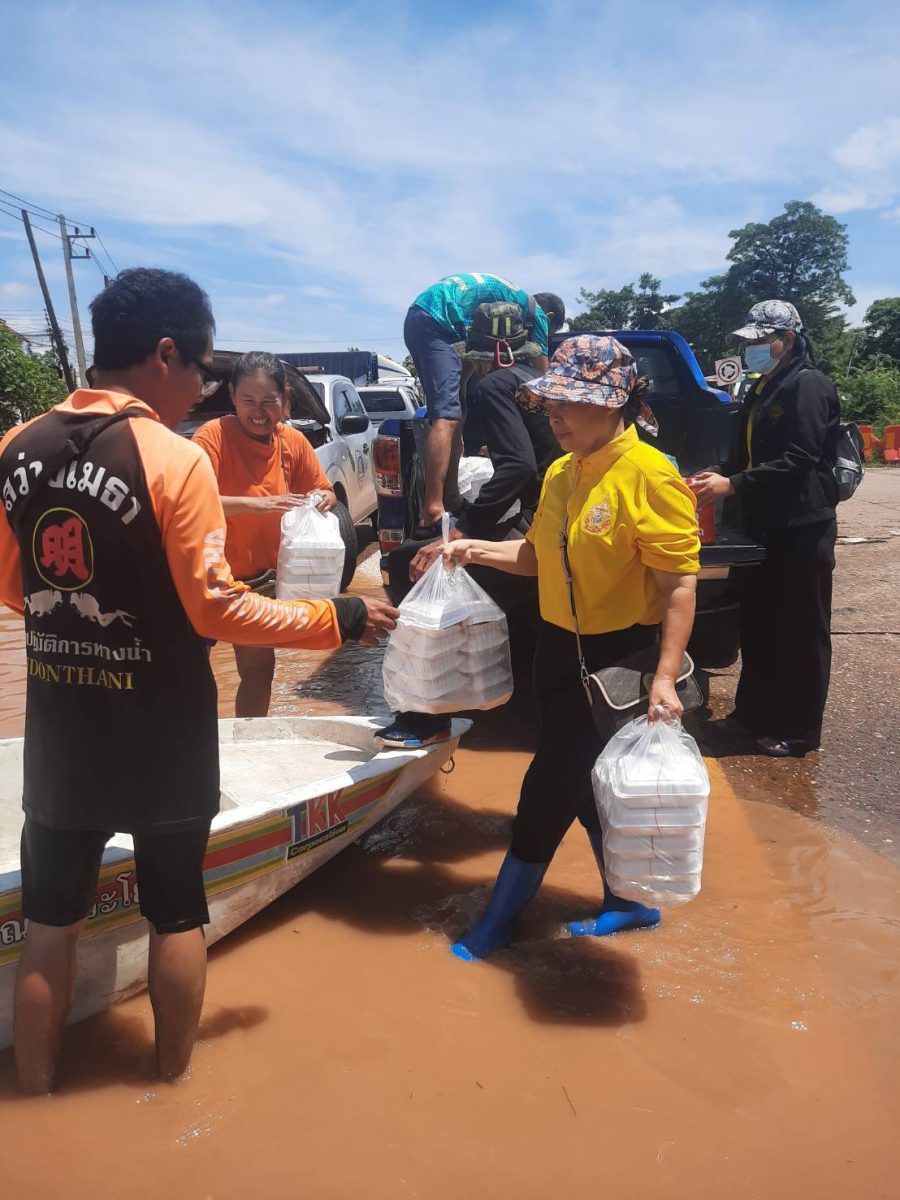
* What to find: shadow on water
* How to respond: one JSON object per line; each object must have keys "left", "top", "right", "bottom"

{"left": 209, "top": 784, "right": 646, "bottom": 1030}
{"left": 0, "top": 1003, "right": 269, "bottom": 1098}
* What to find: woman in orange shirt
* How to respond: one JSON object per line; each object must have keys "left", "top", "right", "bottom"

{"left": 193, "top": 351, "right": 337, "bottom": 717}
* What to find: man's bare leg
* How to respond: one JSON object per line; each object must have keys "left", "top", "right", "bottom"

{"left": 422, "top": 418, "right": 459, "bottom": 525}
{"left": 443, "top": 420, "right": 465, "bottom": 514}
{"left": 14, "top": 918, "right": 85, "bottom": 1094}
{"left": 148, "top": 926, "right": 207, "bottom": 1082}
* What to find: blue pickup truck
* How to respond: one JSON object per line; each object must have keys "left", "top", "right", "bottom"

{"left": 373, "top": 329, "right": 764, "bottom": 668}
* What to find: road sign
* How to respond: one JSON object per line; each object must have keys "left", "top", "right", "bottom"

{"left": 715, "top": 356, "right": 742, "bottom": 387}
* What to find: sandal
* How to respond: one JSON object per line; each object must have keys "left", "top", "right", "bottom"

{"left": 757, "top": 737, "right": 792, "bottom": 758}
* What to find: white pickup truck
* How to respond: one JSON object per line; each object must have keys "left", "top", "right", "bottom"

{"left": 180, "top": 355, "right": 378, "bottom": 590}
{"left": 357, "top": 382, "right": 422, "bottom": 430}
{"left": 288, "top": 374, "right": 378, "bottom": 585}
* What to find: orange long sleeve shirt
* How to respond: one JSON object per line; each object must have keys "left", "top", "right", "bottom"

{"left": 0, "top": 391, "right": 342, "bottom": 650}
{"left": 192, "top": 415, "right": 332, "bottom": 580}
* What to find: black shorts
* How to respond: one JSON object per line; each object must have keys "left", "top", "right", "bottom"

{"left": 20, "top": 817, "right": 212, "bottom": 935}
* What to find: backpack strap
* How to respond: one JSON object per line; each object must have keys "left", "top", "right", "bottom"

{"left": 524, "top": 293, "right": 536, "bottom": 336}
{"left": 10, "top": 407, "right": 152, "bottom": 528}
{"left": 506, "top": 363, "right": 541, "bottom": 386}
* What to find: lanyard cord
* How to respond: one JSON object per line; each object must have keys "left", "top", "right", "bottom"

{"left": 558, "top": 516, "right": 593, "bottom": 703}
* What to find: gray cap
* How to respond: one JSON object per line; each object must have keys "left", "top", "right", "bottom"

{"left": 731, "top": 299, "right": 804, "bottom": 341}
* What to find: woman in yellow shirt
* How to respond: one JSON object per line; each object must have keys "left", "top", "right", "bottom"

{"left": 441, "top": 336, "right": 700, "bottom": 961}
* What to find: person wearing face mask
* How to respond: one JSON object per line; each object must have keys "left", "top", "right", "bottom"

{"left": 691, "top": 301, "right": 841, "bottom": 758}
{"left": 193, "top": 351, "right": 338, "bottom": 717}
{"left": 434, "top": 336, "right": 700, "bottom": 961}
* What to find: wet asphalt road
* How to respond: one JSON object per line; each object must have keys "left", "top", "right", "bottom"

{"left": 697, "top": 469, "right": 900, "bottom": 865}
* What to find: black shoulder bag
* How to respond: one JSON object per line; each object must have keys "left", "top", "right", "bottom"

{"left": 559, "top": 519, "right": 703, "bottom": 739}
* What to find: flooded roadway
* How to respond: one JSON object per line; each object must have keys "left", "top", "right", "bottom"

{"left": 0, "top": 534, "right": 897, "bottom": 1198}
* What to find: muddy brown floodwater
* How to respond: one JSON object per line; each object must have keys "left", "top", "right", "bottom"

{"left": 0, "top": 535, "right": 898, "bottom": 1199}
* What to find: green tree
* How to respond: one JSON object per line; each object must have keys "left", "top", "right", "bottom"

{"left": 571, "top": 273, "right": 680, "bottom": 331}
{"left": 0, "top": 324, "right": 67, "bottom": 435}
{"left": 401, "top": 353, "right": 417, "bottom": 379}
{"left": 666, "top": 201, "right": 856, "bottom": 373}
{"left": 667, "top": 281, "right": 744, "bottom": 374}
{"left": 832, "top": 364, "right": 900, "bottom": 436}
{"left": 724, "top": 201, "right": 855, "bottom": 328}
{"left": 861, "top": 297, "right": 900, "bottom": 364}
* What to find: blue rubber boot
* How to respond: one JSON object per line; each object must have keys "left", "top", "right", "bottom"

{"left": 451, "top": 852, "right": 548, "bottom": 962}
{"left": 567, "top": 830, "right": 661, "bottom": 938}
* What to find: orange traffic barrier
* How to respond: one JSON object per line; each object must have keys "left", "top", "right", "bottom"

{"left": 882, "top": 424, "right": 900, "bottom": 466}
{"left": 858, "top": 425, "right": 875, "bottom": 462}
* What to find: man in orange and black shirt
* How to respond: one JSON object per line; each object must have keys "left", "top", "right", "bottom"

{"left": 0, "top": 268, "right": 398, "bottom": 1093}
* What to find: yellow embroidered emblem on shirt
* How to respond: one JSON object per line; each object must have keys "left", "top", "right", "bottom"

{"left": 582, "top": 499, "right": 612, "bottom": 536}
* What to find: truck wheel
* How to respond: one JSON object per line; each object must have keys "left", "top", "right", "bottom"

{"left": 335, "top": 500, "right": 358, "bottom": 591}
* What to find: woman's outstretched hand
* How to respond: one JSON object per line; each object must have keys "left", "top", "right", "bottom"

{"left": 442, "top": 538, "right": 475, "bottom": 568}
{"left": 308, "top": 489, "right": 337, "bottom": 513}
{"left": 409, "top": 527, "right": 465, "bottom": 580}
{"left": 690, "top": 472, "right": 734, "bottom": 507}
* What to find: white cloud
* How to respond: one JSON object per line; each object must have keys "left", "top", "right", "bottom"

{"left": 0, "top": 281, "right": 33, "bottom": 300}
{"left": 833, "top": 118, "right": 900, "bottom": 172}
{"left": 2, "top": 0, "right": 899, "bottom": 352}
{"left": 841, "top": 285, "right": 896, "bottom": 327}
{"left": 813, "top": 117, "right": 900, "bottom": 214}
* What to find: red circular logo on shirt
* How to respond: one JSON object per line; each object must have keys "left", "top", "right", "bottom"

{"left": 32, "top": 507, "right": 95, "bottom": 590}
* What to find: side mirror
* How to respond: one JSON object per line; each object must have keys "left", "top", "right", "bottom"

{"left": 337, "top": 412, "right": 370, "bottom": 435}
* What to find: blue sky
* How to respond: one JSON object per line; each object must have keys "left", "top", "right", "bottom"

{"left": 1, "top": 0, "right": 899, "bottom": 364}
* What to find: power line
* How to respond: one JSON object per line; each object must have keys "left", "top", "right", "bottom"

{"left": 0, "top": 188, "right": 58, "bottom": 220}
{"left": 1, "top": 188, "right": 119, "bottom": 279}
{"left": 95, "top": 232, "right": 119, "bottom": 276}
{"left": 0, "top": 202, "right": 64, "bottom": 241}
{"left": 0, "top": 187, "right": 96, "bottom": 232}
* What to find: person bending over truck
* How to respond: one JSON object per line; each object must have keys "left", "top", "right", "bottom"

{"left": 0, "top": 268, "right": 398, "bottom": 1093}
{"left": 403, "top": 274, "right": 554, "bottom": 533}
{"left": 193, "top": 351, "right": 337, "bottom": 718}
{"left": 375, "top": 302, "right": 560, "bottom": 751}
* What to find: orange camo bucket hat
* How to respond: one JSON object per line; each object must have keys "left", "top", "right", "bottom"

{"left": 521, "top": 334, "right": 658, "bottom": 435}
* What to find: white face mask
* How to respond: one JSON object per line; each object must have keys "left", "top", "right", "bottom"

{"left": 744, "top": 342, "right": 781, "bottom": 375}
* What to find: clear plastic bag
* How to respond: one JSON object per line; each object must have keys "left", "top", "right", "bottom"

{"left": 593, "top": 715, "right": 710, "bottom": 906}
{"left": 276, "top": 498, "right": 345, "bottom": 601}
{"left": 382, "top": 517, "right": 514, "bottom": 713}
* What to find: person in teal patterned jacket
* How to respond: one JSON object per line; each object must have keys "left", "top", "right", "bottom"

{"left": 404, "top": 274, "right": 555, "bottom": 532}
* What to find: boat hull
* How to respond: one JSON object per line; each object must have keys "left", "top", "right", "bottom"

{"left": 0, "top": 715, "right": 466, "bottom": 1050}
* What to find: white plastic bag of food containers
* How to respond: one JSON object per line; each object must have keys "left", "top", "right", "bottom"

{"left": 382, "top": 517, "right": 513, "bottom": 713}
{"left": 276, "top": 497, "right": 345, "bottom": 601}
{"left": 593, "top": 715, "right": 710, "bottom": 907}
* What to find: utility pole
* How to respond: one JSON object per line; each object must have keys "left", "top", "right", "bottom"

{"left": 58, "top": 215, "right": 96, "bottom": 386}
{"left": 21, "top": 210, "right": 76, "bottom": 392}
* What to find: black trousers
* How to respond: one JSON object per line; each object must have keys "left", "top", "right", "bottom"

{"left": 734, "top": 518, "right": 836, "bottom": 746}
{"left": 511, "top": 620, "right": 657, "bottom": 864}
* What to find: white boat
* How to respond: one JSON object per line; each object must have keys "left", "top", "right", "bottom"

{"left": 0, "top": 715, "right": 468, "bottom": 1049}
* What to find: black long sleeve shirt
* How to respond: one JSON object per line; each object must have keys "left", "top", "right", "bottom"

{"left": 723, "top": 356, "right": 840, "bottom": 539}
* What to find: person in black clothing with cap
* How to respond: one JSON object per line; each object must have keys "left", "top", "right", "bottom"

{"left": 692, "top": 300, "right": 840, "bottom": 758}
